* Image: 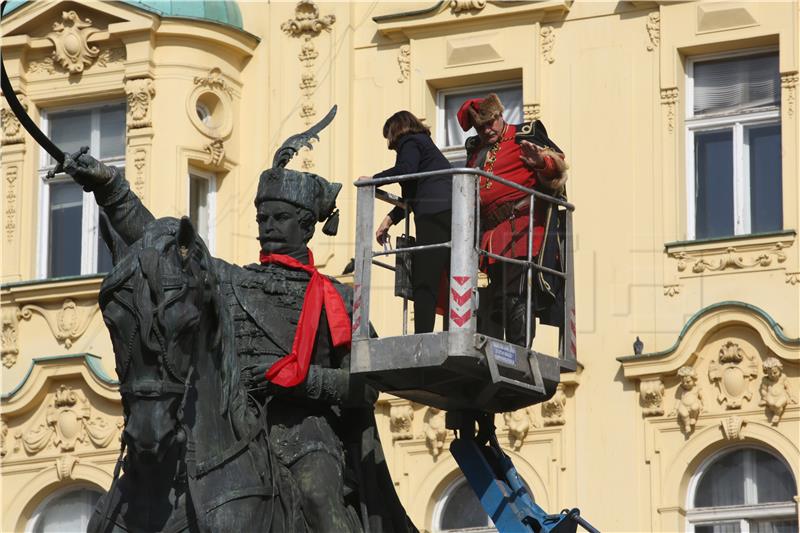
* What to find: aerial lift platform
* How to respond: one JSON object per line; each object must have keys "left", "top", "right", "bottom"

{"left": 351, "top": 168, "right": 598, "bottom": 533}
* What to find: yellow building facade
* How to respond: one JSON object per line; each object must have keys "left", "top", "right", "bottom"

{"left": 1, "top": 1, "right": 798, "bottom": 531}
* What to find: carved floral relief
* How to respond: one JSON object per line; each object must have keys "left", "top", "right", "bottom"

{"left": 281, "top": 0, "right": 335, "bottom": 37}
{"left": 389, "top": 402, "right": 414, "bottom": 441}
{"left": 125, "top": 78, "right": 156, "bottom": 129}
{"left": 759, "top": 357, "right": 797, "bottom": 425}
{"left": 46, "top": 11, "right": 101, "bottom": 74}
{"left": 19, "top": 299, "right": 99, "bottom": 349}
{"left": 541, "top": 384, "right": 566, "bottom": 426}
{"left": 5, "top": 165, "right": 20, "bottom": 244}
{"left": 194, "top": 68, "right": 235, "bottom": 99}
{"left": 640, "top": 378, "right": 665, "bottom": 416}
{"left": 450, "top": 0, "right": 486, "bottom": 13}
{"left": 540, "top": 26, "right": 555, "bottom": 64}
{"left": 1, "top": 93, "right": 27, "bottom": 145}
{"left": 646, "top": 12, "right": 660, "bottom": 51}
{"left": 660, "top": 87, "right": 678, "bottom": 133}
{"left": 708, "top": 341, "right": 758, "bottom": 409}
{"left": 423, "top": 407, "right": 447, "bottom": 457}
{"left": 782, "top": 71, "right": 798, "bottom": 118}
{"left": 1, "top": 306, "right": 22, "bottom": 368}
{"left": 204, "top": 140, "right": 225, "bottom": 168}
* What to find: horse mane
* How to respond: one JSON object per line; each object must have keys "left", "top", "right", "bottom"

{"left": 99, "top": 217, "right": 242, "bottom": 420}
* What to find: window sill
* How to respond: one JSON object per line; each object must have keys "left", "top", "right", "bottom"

{"left": 665, "top": 230, "right": 796, "bottom": 277}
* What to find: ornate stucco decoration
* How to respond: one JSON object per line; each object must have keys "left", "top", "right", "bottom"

{"left": 660, "top": 87, "right": 678, "bottom": 132}
{"left": 204, "top": 139, "right": 225, "bottom": 168}
{"left": 56, "top": 455, "right": 80, "bottom": 480}
{"left": 19, "top": 299, "right": 99, "bottom": 349}
{"left": 781, "top": 71, "right": 798, "bottom": 118}
{"left": 423, "top": 407, "right": 447, "bottom": 457}
{"left": 389, "top": 402, "right": 414, "bottom": 441}
{"left": 503, "top": 409, "right": 532, "bottom": 450}
{"left": 786, "top": 272, "right": 800, "bottom": 285}
{"left": 541, "top": 384, "right": 566, "bottom": 426}
{"left": 194, "top": 68, "right": 235, "bottom": 99}
{"left": 720, "top": 416, "right": 745, "bottom": 440}
{"left": 670, "top": 366, "right": 703, "bottom": 434}
{"left": 15, "top": 385, "right": 119, "bottom": 456}
{"left": 663, "top": 284, "right": 681, "bottom": 297}
{"left": 1, "top": 306, "right": 23, "bottom": 369}
{"left": 646, "top": 12, "right": 660, "bottom": 51}
{"left": 397, "top": 45, "right": 410, "bottom": 83}
{"left": 540, "top": 26, "right": 556, "bottom": 64}
{"left": 46, "top": 11, "right": 101, "bottom": 74}
{"left": 5, "top": 165, "right": 20, "bottom": 243}
{"left": 450, "top": 0, "right": 486, "bottom": 13}
{"left": 708, "top": 341, "right": 758, "bottom": 409}
{"left": 524, "top": 104, "right": 541, "bottom": 122}
{"left": 125, "top": 77, "right": 156, "bottom": 130}
{"left": 669, "top": 237, "right": 792, "bottom": 277}
{"left": 281, "top": 0, "right": 335, "bottom": 37}
{"left": 640, "top": 378, "right": 665, "bottom": 416}
{"left": 1, "top": 93, "right": 27, "bottom": 145}
{"left": 759, "top": 357, "right": 797, "bottom": 425}
{"left": 132, "top": 149, "right": 147, "bottom": 198}
{"left": 0, "top": 419, "right": 8, "bottom": 458}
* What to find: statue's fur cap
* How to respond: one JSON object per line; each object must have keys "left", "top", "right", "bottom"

{"left": 253, "top": 106, "right": 341, "bottom": 234}
{"left": 457, "top": 93, "right": 504, "bottom": 131}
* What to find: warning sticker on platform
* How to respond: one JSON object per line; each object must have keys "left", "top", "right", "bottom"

{"left": 490, "top": 340, "right": 517, "bottom": 366}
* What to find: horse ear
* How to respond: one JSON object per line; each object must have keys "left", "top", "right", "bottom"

{"left": 99, "top": 211, "right": 128, "bottom": 266}
{"left": 177, "top": 217, "right": 197, "bottom": 260}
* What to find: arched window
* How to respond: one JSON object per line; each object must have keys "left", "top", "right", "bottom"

{"left": 26, "top": 487, "right": 103, "bottom": 533}
{"left": 687, "top": 447, "right": 797, "bottom": 533}
{"left": 432, "top": 475, "right": 535, "bottom": 532}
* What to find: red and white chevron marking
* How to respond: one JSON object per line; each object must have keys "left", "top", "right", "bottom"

{"left": 352, "top": 283, "right": 362, "bottom": 333}
{"left": 449, "top": 275, "right": 473, "bottom": 328}
{"left": 569, "top": 306, "right": 577, "bottom": 357}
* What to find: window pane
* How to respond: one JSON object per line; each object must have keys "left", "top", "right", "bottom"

{"left": 100, "top": 103, "right": 126, "bottom": 159}
{"left": 48, "top": 110, "right": 91, "bottom": 164}
{"left": 694, "top": 449, "right": 746, "bottom": 507}
{"left": 694, "top": 53, "right": 779, "bottom": 115}
{"left": 748, "top": 124, "right": 782, "bottom": 234}
{"left": 439, "top": 479, "right": 490, "bottom": 530}
{"left": 754, "top": 450, "right": 795, "bottom": 503}
{"left": 48, "top": 182, "right": 83, "bottom": 278}
{"left": 443, "top": 85, "right": 523, "bottom": 148}
{"left": 189, "top": 175, "right": 210, "bottom": 245}
{"left": 32, "top": 489, "right": 101, "bottom": 533}
{"left": 751, "top": 519, "right": 799, "bottom": 533}
{"left": 695, "top": 523, "right": 741, "bottom": 533}
{"left": 695, "top": 130, "right": 734, "bottom": 239}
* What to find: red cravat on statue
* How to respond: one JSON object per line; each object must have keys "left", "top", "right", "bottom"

{"left": 258, "top": 250, "right": 352, "bottom": 387}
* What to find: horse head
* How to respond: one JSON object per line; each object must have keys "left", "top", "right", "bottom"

{"left": 99, "top": 216, "right": 227, "bottom": 463}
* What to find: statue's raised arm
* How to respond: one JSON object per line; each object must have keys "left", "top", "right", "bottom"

{"left": 50, "top": 146, "right": 155, "bottom": 245}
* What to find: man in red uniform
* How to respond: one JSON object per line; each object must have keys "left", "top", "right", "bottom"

{"left": 458, "top": 93, "right": 567, "bottom": 346}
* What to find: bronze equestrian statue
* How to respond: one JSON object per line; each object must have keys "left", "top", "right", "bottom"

{"left": 89, "top": 216, "right": 306, "bottom": 532}
{"left": 53, "top": 108, "right": 414, "bottom": 533}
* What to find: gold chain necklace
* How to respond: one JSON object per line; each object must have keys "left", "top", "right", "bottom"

{"left": 480, "top": 124, "right": 511, "bottom": 190}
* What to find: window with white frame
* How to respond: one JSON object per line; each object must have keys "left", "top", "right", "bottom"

{"left": 188, "top": 168, "right": 216, "bottom": 253}
{"left": 39, "top": 102, "right": 126, "bottom": 278}
{"left": 436, "top": 82, "right": 523, "bottom": 166}
{"left": 26, "top": 486, "right": 103, "bottom": 533}
{"left": 686, "top": 50, "right": 782, "bottom": 241}
{"left": 686, "top": 447, "right": 797, "bottom": 533}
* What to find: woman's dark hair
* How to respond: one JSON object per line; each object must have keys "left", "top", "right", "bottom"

{"left": 383, "top": 111, "right": 431, "bottom": 150}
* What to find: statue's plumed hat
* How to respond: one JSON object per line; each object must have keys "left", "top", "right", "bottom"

{"left": 255, "top": 106, "right": 341, "bottom": 235}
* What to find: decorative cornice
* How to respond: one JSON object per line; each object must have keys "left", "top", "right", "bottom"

{"left": 617, "top": 301, "right": 800, "bottom": 363}
{"left": 668, "top": 239, "right": 791, "bottom": 276}
{"left": 1, "top": 353, "right": 117, "bottom": 402}
{"left": 281, "top": 0, "right": 336, "bottom": 38}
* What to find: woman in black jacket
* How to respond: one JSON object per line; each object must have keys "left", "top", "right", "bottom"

{"left": 368, "top": 111, "right": 452, "bottom": 333}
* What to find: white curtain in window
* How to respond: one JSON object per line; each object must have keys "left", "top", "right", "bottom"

{"left": 694, "top": 53, "right": 779, "bottom": 115}
{"left": 443, "top": 86, "right": 523, "bottom": 147}
{"left": 31, "top": 489, "right": 101, "bottom": 533}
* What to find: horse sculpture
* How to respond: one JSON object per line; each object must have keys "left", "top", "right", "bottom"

{"left": 89, "top": 216, "right": 305, "bottom": 533}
